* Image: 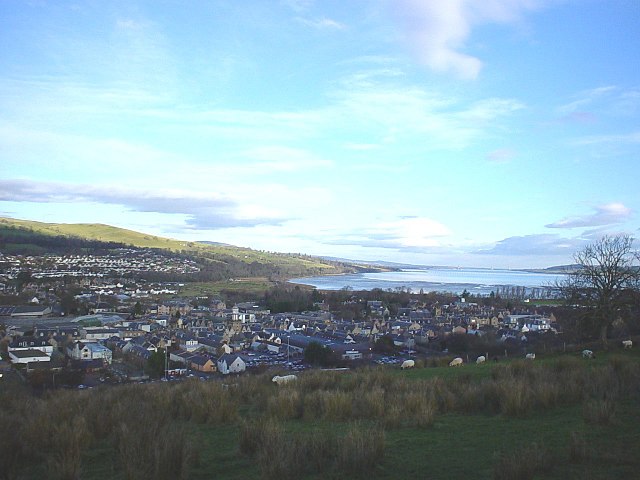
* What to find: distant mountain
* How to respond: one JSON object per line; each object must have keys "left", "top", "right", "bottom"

{"left": 0, "top": 217, "right": 352, "bottom": 281}
{"left": 522, "top": 265, "right": 580, "bottom": 274}
{"left": 321, "top": 256, "right": 576, "bottom": 273}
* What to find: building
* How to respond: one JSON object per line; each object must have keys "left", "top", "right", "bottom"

{"left": 9, "top": 349, "right": 51, "bottom": 365}
{"left": 67, "top": 341, "right": 113, "bottom": 365}
{"left": 217, "top": 354, "right": 246, "bottom": 375}
{"left": 8, "top": 337, "right": 54, "bottom": 356}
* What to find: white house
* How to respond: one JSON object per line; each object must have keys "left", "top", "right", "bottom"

{"left": 217, "top": 354, "right": 246, "bottom": 375}
{"left": 67, "top": 341, "right": 113, "bottom": 365}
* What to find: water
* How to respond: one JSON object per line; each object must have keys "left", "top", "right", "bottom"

{"left": 289, "top": 267, "right": 566, "bottom": 296}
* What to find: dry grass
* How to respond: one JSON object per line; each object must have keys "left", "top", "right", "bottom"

{"left": 493, "top": 442, "right": 553, "bottom": 480}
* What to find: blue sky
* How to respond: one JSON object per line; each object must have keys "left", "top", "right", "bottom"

{"left": 1, "top": 0, "right": 639, "bottom": 269}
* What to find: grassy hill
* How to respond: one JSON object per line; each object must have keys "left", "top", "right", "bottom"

{"left": 0, "top": 217, "right": 348, "bottom": 281}
{"left": 4, "top": 349, "right": 640, "bottom": 479}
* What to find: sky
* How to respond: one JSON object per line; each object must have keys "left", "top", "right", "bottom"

{"left": 1, "top": 0, "right": 639, "bottom": 269}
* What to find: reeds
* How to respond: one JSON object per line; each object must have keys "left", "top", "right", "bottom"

{"left": 239, "top": 418, "right": 385, "bottom": 479}
{"left": 493, "top": 442, "right": 553, "bottom": 480}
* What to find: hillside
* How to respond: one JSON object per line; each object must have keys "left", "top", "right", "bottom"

{"left": 4, "top": 350, "right": 640, "bottom": 479}
{"left": 0, "top": 217, "right": 350, "bottom": 281}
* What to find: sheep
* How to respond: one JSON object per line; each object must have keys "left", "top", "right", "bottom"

{"left": 622, "top": 340, "right": 633, "bottom": 349}
{"left": 582, "top": 349, "right": 595, "bottom": 359}
{"left": 449, "top": 357, "right": 463, "bottom": 367}
{"left": 272, "top": 374, "right": 297, "bottom": 385}
{"left": 525, "top": 353, "right": 536, "bottom": 360}
{"left": 401, "top": 359, "right": 415, "bottom": 369}
{"left": 476, "top": 355, "right": 486, "bottom": 364}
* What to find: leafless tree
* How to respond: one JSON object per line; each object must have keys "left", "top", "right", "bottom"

{"left": 560, "top": 234, "right": 640, "bottom": 348}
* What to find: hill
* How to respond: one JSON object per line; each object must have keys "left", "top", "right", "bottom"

{"left": 0, "top": 217, "right": 351, "bottom": 281}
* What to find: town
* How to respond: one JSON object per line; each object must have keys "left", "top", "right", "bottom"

{"left": 0, "top": 251, "right": 563, "bottom": 389}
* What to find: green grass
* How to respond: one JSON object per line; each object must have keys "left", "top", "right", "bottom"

{"left": 179, "top": 278, "right": 277, "bottom": 297}
{"left": 5, "top": 351, "right": 640, "bottom": 480}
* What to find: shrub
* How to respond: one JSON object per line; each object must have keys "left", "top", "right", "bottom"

{"left": 493, "top": 442, "right": 552, "bottom": 480}
{"left": 568, "top": 431, "right": 589, "bottom": 463}
{"left": 582, "top": 397, "right": 616, "bottom": 425}
{"left": 337, "top": 423, "right": 386, "bottom": 473}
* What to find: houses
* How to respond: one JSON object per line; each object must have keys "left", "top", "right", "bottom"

{"left": 82, "top": 327, "right": 120, "bottom": 341}
{"left": 8, "top": 336, "right": 54, "bottom": 356}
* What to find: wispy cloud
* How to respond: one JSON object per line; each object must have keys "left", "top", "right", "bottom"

{"left": 297, "top": 17, "right": 346, "bottom": 30}
{"left": 556, "top": 86, "right": 617, "bottom": 116}
{"left": 570, "top": 131, "right": 640, "bottom": 147}
{"left": 0, "top": 179, "right": 286, "bottom": 229}
{"left": 486, "top": 148, "right": 516, "bottom": 164}
{"left": 554, "top": 86, "right": 640, "bottom": 124}
{"left": 475, "top": 233, "right": 585, "bottom": 256}
{"left": 546, "top": 203, "right": 633, "bottom": 229}
{"left": 392, "top": 0, "right": 547, "bottom": 79}
{"left": 241, "top": 146, "right": 334, "bottom": 172}
{"left": 324, "top": 216, "right": 452, "bottom": 250}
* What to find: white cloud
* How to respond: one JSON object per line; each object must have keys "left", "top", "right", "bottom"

{"left": 556, "top": 85, "right": 617, "bottom": 116}
{"left": 546, "top": 203, "right": 633, "bottom": 229}
{"left": 297, "top": 17, "right": 346, "bottom": 30}
{"left": 570, "top": 131, "right": 640, "bottom": 147}
{"left": 475, "top": 233, "right": 585, "bottom": 256}
{"left": 323, "top": 216, "right": 452, "bottom": 250}
{"left": 0, "top": 179, "right": 286, "bottom": 229}
{"left": 241, "top": 146, "right": 334, "bottom": 172}
{"left": 392, "top": 0, "right": 547, "bottom": 79}
{"left": 486, "top": 148, "right": 516, "bottom": 163}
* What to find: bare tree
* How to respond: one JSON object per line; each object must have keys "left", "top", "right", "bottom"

{"left": 560, "top": 234, "right": 640, "bottom": 348}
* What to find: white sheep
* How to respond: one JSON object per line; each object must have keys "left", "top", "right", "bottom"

{"left": 449, "top": 357, "right": 463, "bottom": 367}
{"left": 525, "top": 353, "right": 536, "bottom": 360}
{"left": 476, "top": 355, "right": 486, "bottom": 364}
{"left": 272, "top": 374, "right": 297, "bottom": 385}
{"left": 582, "top": 349, "right": 595, "bottom": 359}
{"left": 622, "top": 340, "right": 633, "bottom": 349}
{"left": 401, "top": 359, "right": 415, "bottom": 369}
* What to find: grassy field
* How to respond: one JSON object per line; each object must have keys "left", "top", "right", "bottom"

{"left": 3, "top": 349, "right": 639, "bottom": 480}
{"left": 178, "top": 278, "right": 278, "bottom": 297}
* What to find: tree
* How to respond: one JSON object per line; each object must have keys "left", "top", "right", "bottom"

{"left": 146, "top": 349, "right": 166, "bottom": 378}
{"left": 373, "top": 334, "right": 397, "bottom": 355}
{"left": 304, "top": 341, "right": 333, "bottom": 366}
{"left": 560, "top": 234, "right": 640, "bottom": 349}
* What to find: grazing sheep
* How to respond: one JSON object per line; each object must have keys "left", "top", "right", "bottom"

{"left": 401, "top": 359, "right": 415, "bottom": 369}
{"left": 525, "top": 353, "right": 536, "bottom": 360}
{"left": 272, "top": 374, "right": 297, "bottom": 385}
{"left": 476, "top": 355, "right": 486, "bottom": 364}
{"left": 622, "top": 340, "right": 633, "bottom": 349}
{"left": 449, "top": 357, "right": 463, "bottom": 367}
{"left": 582, "top": 349, "right": 595, "bottom": 359}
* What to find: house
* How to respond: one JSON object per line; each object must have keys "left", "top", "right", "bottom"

{"left": 342, "top": 349, "right": 363, "bottom": 360}
{"left": 217, "top": 354, "right": 246, "bottom": 375}
{"left": 66, "top": 341, "right": 113, "bottom": 365}
{"left": 188, "top": 354, "right": 216, "bottom": 373}
{"left": 174, "top": 331, "right": 199, "bottom": 352}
